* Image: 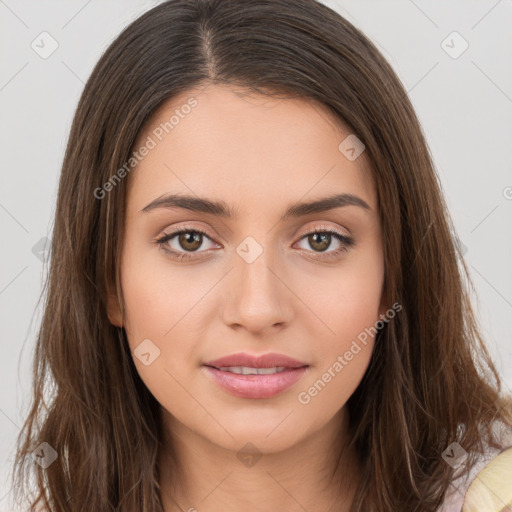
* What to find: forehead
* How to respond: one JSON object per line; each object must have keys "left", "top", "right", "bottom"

{"left": 127, "top": 83, "right": 377, "bottom": 216}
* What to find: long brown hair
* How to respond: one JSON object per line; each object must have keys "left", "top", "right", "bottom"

{"left": 12, "top": 0, "right": 512, "bottom": 510}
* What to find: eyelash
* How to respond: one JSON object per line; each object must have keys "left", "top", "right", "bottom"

{"left": 155, "top": 226, "right": 354, "bottom": 262}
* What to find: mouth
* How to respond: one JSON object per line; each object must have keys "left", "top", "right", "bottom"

{"left": 204, "top": 365, "right": 294, "bottom": 375}
{"left": 201, "top": 352, "right": 309, "bottom": 399}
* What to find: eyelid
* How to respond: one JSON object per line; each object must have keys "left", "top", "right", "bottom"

{"left": 157, "top": 221, "right": 350, "bottom": 242}
{"left": 295, "top": 223, "right": 350, "bottom": 239}
{"left": 155, "top": 226, "right": 218, "bottom": 249}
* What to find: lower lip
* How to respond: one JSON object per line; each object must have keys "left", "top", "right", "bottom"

{"left": 203, "top": 366, "right": 308, "bottom": 399}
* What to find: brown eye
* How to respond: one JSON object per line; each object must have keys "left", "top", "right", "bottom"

{"left": 177, "top": 231, "right": 203, "bottom": 252}
{"left": 295, "top": 229, "right": 354, "bottom": 260}
{"left": 156, "top": 228, "right": 218, "bottom": 260}
{"left": 307, "top": 233, "right": 331, "bottom": 252}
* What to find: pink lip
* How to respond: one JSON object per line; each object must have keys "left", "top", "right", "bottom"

{"left": 202, "top": 352, "right": 309, "bottom": 399}
{"left": 203, "top": 366, "right": 308, "bottom": 399}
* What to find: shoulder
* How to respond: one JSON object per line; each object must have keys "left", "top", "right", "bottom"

{"left": 462, "top": 445, "right": 512, "bottom": 511}
{"left": 438, "top": 420, "right": 512, "bottom": 512}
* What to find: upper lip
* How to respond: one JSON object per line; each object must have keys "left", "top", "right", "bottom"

{"left": 203, "top": 352, "right": 308, "bottom": 369}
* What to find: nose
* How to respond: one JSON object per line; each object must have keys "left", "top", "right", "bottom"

{"left": 222, "top": 247, "right": 293, "bottom": 335}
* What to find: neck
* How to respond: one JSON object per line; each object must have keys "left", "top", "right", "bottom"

{"left": 157, "top": 406, "right": 361, "bottom": 512}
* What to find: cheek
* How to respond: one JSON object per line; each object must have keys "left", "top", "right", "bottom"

{"left": 295, "top": 241, "right": 384, "bottom": 409}
{"left": 295, "top": 283, "right": 381, "bottom": 418}
{"left": 118, "top": 246, "right": 190, "bottom": 393}
{"left": 302, "top": 238, "right": 384, "bottom": 346}
{"left": 119, "top": 265, "right": 197, "bottom": 421}
{"left": 120, "top": 241, "right": 199, "bottom": 340}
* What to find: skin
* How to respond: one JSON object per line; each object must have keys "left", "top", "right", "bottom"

{"left": 107, "top": 83, "right": 387, "bottom": 512}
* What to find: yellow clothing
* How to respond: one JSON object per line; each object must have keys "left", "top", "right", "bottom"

{"left": 439, "top": 422, "right": 512, "bottom": 511}
{"left": 462, "top": 446, "right": 512, "bottom": 511}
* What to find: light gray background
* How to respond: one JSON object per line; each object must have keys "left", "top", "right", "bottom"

{"left": 1, "top": 1, "right": 511, "bottom": 509}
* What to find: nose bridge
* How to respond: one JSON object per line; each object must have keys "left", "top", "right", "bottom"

{"left": 224, "top": 234, "right": 291, "bottom": 332}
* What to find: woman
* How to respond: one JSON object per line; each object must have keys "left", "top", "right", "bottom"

{"left": 12, "top": 0, "right": 512, "bottom": 510}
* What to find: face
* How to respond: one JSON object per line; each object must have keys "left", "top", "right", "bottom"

{"left": 108, "top": 83, "right": 386, "bottom": 454}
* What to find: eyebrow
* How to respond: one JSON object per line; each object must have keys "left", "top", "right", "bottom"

{"left": 141, "top": 192, "right": 371, "bottom": 220}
